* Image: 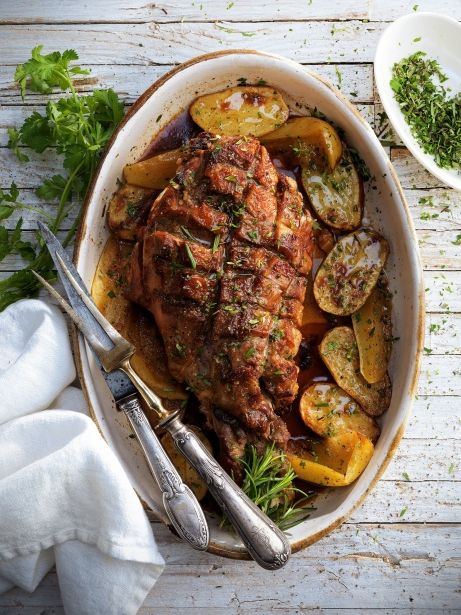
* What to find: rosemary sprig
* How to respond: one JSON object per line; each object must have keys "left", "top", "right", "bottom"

{"left": 222, "top": 444, "right": 315, "bottom": 531}
{"left": 390, "top": 51, "right": 461, "bottom": 170}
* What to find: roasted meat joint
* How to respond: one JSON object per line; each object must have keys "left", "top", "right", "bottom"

{"left": 127, "top": 134, "right": 313, "bottom": 476}
{"left": 94, "top": 84, "right": 393, "bottom": 525}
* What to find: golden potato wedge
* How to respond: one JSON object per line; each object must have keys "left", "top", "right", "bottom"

{"left": 92, "top": 237, "right": 187, "bottom": 401}
{"left": 107, "top": 183, "right": 154, "bottom": 241}
{"left": 353, "top": 273, "right": 393, "bottom": 384}
{"left": 123, "top": 148, "right": 181, "bottom": 189}
{"left": 287, "top": 431, "right": 374, "bottom": 486}
{"left": 319, "top": 326, "right": 391, "bottom": 416}
{"left": 261, "top": 116, "right": 342, "bottom": 170}
{"left": 300, "top": 382, "right": 380, "bottom": 442}
{"left": 189, "top": 86, "right": 289, "bottom": 137}
{"left": 313, "top": 229, "right": 389, "bottom": 315}
{"left": 301, "top": 149, "right": 363, "bottom": 231}
{"left": 161, "top": 427, "right": 212, "bottom": 500}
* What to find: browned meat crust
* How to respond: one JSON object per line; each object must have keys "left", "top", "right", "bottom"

{"left": 127, "top": 133, "right": 313, "bottom": 475}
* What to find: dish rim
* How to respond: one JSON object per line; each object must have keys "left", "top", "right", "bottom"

{"left": 374, "top": 11, "right": 461, "bottom": 191}
{"left": 72, "top": 49, "right": 425, "bottom": 559}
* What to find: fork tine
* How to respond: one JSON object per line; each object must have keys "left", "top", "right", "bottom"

{"left": 54, "top": 252, "right": 129, "bottom": 347}
{"left": 37, "top": 221, "right": 114, "bottom": 351}
{"left": 32, "top": 270, "right": 109, "bottom": 356}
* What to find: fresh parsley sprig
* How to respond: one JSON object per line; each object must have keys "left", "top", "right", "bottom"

{"left": 1, "top": 46, "right": 124, "bottom": 311}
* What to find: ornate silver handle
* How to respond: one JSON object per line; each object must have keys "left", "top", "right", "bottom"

{"left": 162, "top": 415, "right": 291, "bottom": 570}
{"left": 118, "top": 394, "right": 209, "bottom": 551}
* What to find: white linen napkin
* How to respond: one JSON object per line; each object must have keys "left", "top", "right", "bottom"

{"left": 0, "top": 299, "right": 165, "bottom": 615}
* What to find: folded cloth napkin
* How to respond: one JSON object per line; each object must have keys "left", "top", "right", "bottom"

{"left": 0, "top": 299, "right": 165, "bottom": 615}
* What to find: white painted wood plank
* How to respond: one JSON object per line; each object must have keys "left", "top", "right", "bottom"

{"left": 391, "top": 148, "right": 445, "bottom": 189}
{"left": 0, "top": 0, "right": 371, "bottom": 23}
{"left": 1, "top": 524, "right": 459, "bottom": 611}
{"left": 407, "top": 189, "right": 461, "bottom": 231}
{"left": 1, "top": 0, "right": 460, "bottom": 24}
{"left": 350, "top": 480, "right": 459, "bottom": 522}
{"left": 0, "top": 22, "right": 387, "bottom": 66}
{"left": 409, "top": 396, "right": 461, "bottom": 439}
{"left": 370, "top": 0, "right": 461, "bottom": 21}
{"left": 424, "top": 272, "right": 461, "bottom": 313}
{"left": 381, "top": 439, "right": 460, "bottom": 481}
{"left": 0, "top": 63, "right": 375, "bottom": 106}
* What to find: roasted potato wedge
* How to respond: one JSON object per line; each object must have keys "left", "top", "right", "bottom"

{"left": 161, "top": 427, "right": 212, "bottom": 500}
{"left": 319, "top": 326, "right": 391, "bottom": 416}
{"left": 300, "top": 382, "right": 380, "bottom": 442}
{"left": 301, "top": 149, "right": 363, "bottom": 231}
{"left": 287, "top": 431, "right": 374, "bottom": 486}
{"left": 261, "top": 116, "right": 342, "bottom": 170}
{"left": 92, "top": 237, "right": 187, "bottom": 401}
{"left": 123, "top": 148, "right": 181, "bottom": 189}
{"left": 353, "top": 273, "right": 393, "bottom": 384}
{"left": 107, "top": 184, "right": 154, "bottom": 241}
{"left": 313, "top": 229, "right": 389, "bottom": 315}
{"left": 190, "top": 86, "right": 289, "bottom": 137}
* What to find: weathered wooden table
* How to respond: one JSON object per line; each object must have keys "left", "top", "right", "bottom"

{"left": 1, "top": 1, "right": 460, "bottom": 613}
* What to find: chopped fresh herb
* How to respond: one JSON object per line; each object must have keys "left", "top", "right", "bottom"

{"left": 225, "top": 174, "right": 238, "bottom": 183}
{"left": 429, "top": 323, "right": 441, "bottom": 334}
{"left": 423, "top": 346, "right": 433, "bottom": 354}
{"left": 212, "top": 234, "right": 221, "bottom": 253}
{"left": 244, "top": 346, "right": 256, "bottom": 359}
{"left": 399, "top": 507, "right": 408, "bottom": 517}
{"left": 126, "top": 202, "right": 138, "bottom": 218}
{"left": 156, "top": 114, "right": 162, "bottom": 123}
{"left": 314, "top": 402, "right": 329, "bottom": 408}
{"left": 270, "top": 328, "right": 285, "bottom": 342}
{"left": 390, "top": 52, "right": 461, "bottom": 170}
{"left": 348, "top": 147, "right": 371, "bottom": 181}
{"left": 175, "top": 342, "right": 185, "bottom": 357}
{"left": 402, "top": 471, "right": 411, "bottom": 481}
{"left": 107, "top": 290, "right": 116, "bottom": 299}
{"left": 335, "top": 66, "right": 342, "bottom": 88}
{"left": 452, "top": 234, "right": 461, "bottom": 246}
{"left": 185, "top": 244, "right": 197, "bottom": 269}
{"left": 413, "top": 36, "right": 422, "bottom": 43}
{"left": 247, "top": 230, "right": 258, "bottom": 240}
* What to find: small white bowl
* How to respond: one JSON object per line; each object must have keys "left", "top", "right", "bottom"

{"left": 374, "top": 12, "right": 461, "bottom": 191}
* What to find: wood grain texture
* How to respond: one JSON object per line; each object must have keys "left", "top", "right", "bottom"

{"left": 1, "top": 1, "right": 460, "bottom": 613}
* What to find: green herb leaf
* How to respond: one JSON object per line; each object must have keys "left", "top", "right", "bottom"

{"left": 185, "top": 244, "right": 197, "bottom": 269}
{"left": 7, "top": 128, "right": 29, "bottom": 162}
{"left": 15, "top": 45, "right": 89, "bottom": 99}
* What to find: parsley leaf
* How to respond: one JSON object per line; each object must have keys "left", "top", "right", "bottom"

{"left": 15, "top": 45, "right": 89, "bottom": 99}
